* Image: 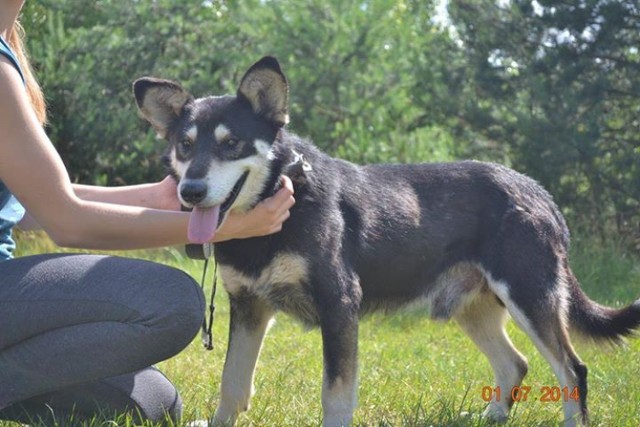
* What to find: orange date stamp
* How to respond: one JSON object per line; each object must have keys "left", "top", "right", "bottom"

{"left": 481, "top": 385, "right": 580, "bottom": 403}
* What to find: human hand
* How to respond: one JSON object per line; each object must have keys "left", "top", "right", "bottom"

{"left": 215, "top": 176, "right": 295, "bottom": 241}
{"left": 157, "top": 176, "right": 182, "bottom": 211}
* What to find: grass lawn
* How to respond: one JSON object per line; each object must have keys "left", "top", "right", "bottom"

{"left": 3, "top": 232, "right": 640, "bottom": 426}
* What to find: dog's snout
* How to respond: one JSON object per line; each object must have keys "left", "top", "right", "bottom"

{"left": 180, "top": 180, "right": 208, "bottom": 205}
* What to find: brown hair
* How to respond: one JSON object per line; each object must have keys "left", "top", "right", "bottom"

{"left": 7, "top": 21, "right": 47, "bottom": 125}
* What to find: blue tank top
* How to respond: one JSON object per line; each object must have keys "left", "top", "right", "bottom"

{"left": 0, "top": 36, "right": 27, "bottom": 260}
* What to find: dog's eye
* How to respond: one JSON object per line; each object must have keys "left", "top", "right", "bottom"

{"left": 180, "top": 138, "right": 192, "bottom": 149}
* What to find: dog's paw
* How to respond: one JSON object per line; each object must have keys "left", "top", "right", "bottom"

{"left": 322, "top": 413, "right": 354, "bottom": 427}
{"left": 187, "top": 415, "right": 237, "bottom": 427}
{"left": 211, "top": 411, "right": 238, "bottom": 427}
{"left": 482, "top": 402, "right": 509, "bottom": 424}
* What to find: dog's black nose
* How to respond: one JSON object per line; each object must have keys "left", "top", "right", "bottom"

{"left": 180, "top": 180, "right": 208, "bottom": 205}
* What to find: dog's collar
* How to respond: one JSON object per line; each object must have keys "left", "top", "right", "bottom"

{"left": 270, "top": 148, "right": 313, "bottom": 195}
{"left": 284, "top": 148, "right": 312, "bottom": 184}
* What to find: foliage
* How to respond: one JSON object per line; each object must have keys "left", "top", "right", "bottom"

{"left": 427, "top": 0, "right": 640, "bottom": 240}
{"left": 17, "top": 0, "right": 640, "bottom": 243}
{"left": 19, "top": 0, "right": 457, "bottom": 186}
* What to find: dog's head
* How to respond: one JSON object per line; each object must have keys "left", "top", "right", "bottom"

{"left": 133, "top": 57, "right": 289, "bottom": 243}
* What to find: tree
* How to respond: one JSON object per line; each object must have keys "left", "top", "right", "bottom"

{"left": 18, "top": 0, "right": 638, "bottom": 243}
{"left": 426, "top": 0, "right": 639, "bottom": 240}
{"left": 21, "top": 0, "right": 458, "bottom": 185}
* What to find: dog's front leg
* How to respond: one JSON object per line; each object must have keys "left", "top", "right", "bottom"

{"left": 318, "top": 279, "right": 360, "bottom": 427}
{"left": 213, "top": 292, "right": 274, "bottom": 425}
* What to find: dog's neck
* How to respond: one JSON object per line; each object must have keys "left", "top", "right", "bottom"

{"left": 257, "top": 131, "right": 312, "bottom": 203}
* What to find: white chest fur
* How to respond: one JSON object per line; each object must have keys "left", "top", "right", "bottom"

{"left": 219, "top": 252, "right": 319, "bottom": 324}
{"left": 219, "top": 252, "right": 309, "bottom": 295}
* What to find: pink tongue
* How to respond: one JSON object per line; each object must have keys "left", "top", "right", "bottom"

{"left": 188, "top": 205, "right": 220, "bottom": 244}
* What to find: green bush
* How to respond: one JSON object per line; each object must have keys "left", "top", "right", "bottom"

{"left": 18, "top": 0, "right": 640, "bottom": 245}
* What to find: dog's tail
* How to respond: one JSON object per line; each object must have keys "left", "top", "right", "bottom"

{"left": 568, "top": 274, "right": 640, "bottom": 344}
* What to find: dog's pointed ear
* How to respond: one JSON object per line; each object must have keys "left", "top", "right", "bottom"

{"left": 133, "top": 77, "right": 193, "bottom": 138}
{"left": 237, "top": 56, "right": 289, "bottom": 127}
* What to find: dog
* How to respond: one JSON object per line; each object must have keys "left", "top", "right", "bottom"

{"left": 133, "top": 56, "right": 640, "bottom": 427}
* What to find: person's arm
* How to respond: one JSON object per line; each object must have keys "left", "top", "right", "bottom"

{"left": 72, "top": 176, "right": 181, "bottom": 211}
{"left": 18, "top": 180, "right": 176, "bottom": 231}
{"left": 70, "top": 175, "right": 295, "bottom": 241}
{"left": 16, "top": 211, "right": 41, "bottom": 231}
{"left": 20, "top": 176, "right": 294, "bottom": 238}
{"left": 0, "top": 57, "right": 294, "bottom": 249}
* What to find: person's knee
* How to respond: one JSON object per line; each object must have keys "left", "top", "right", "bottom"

{"left": 137, "top": 262, "right": 205, "bottom": 355}
{"left": 73, "top": 255, "right": 205, "bottom": 357}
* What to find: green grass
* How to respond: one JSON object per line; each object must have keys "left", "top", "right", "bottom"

{"left": 3, "top": 231, "right": 640, "bottom": 426}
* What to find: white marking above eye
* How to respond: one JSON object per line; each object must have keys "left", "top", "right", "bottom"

{"left": 185, "top": 126, "right": 197, "bottom": 141}
{"left": 214, "top": 124, "right": 231, "bottom": 142}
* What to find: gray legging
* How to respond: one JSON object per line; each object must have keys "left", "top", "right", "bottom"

{"left": 0, "top": 253, "right": 204, "bottom": 424}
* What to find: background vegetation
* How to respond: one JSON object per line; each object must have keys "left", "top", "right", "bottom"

{"left": 18, "top": 0, "right": 639, "bottom": 247}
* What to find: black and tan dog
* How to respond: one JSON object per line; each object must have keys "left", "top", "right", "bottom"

{"left": 133, "top": 57, "right": 640, "bottom": 427}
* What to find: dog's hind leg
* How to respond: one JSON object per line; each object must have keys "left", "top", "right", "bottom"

{"left": 489, "top": 278, "right": 588, "bottom": 427}
{"left": 455, "top": 291, "right": 528, "bottom": 423}
{"left": 213, "top": 292, "right": 274, "bottom": 425}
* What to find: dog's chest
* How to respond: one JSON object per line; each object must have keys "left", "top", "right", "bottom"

{"left": 219, "top": 252, "right": 319, "bottom": 324}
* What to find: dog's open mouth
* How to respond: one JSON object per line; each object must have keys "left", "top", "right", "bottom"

{"left": 187, "top": 171, "right": 249, "bottom": 244}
